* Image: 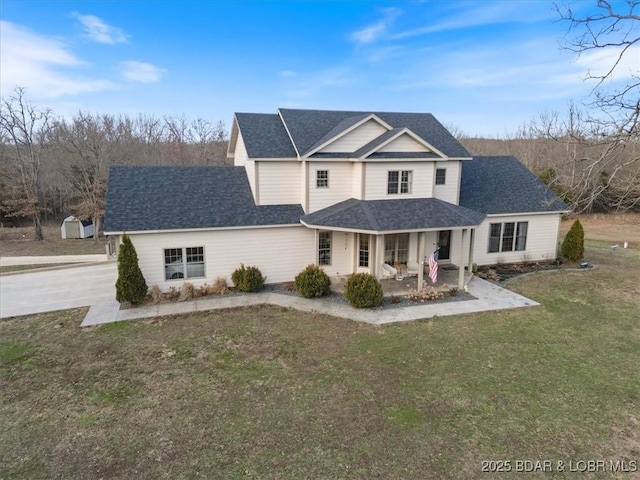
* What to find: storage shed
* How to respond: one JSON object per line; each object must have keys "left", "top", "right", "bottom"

{"left": 60, "top": 216, "right": 94, "bottom": 239}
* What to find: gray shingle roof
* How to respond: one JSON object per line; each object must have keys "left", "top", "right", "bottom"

{"left": 301, "top": 198, "right": 485, "bottom": 232}
{"left": 460, "top": 156, "right": 570, "bottom": 214}
{"left": 103, "top": 166, "right": 304, "bottom": 233}
{"left": 278, "top": 108, "right": 471, "bottom": 158}
{"left": 235, "top": 113, "right": 297, "bottom": 158}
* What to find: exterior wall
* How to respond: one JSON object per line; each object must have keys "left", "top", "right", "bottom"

{"left": 432, "top": 160, "right": 460, "bottom": 204}
{"left": 245, "top": 159, "right": 257, "bottom": 202}
{"left": 377, "top": 134, "right": 429, "bottom": 152}
{"left": 472, "top": 213, "right": 562, "bottom": 266}
{"left": 364, "top": 161, "right": 434, "bottom": 200}
{"left": 320, "top": 230, "right": 354, "bottom": 277}
{"left": 320, "top": 119, "right": 387, "bottom": 153}
{"left": 352, "top": 162, "right": 364, "bottom": 199}
{"left": 257, "top": 161, "right": 301, "bottom": 205}
{"left": 308, "top": 161, "right": 353, "bottom": 212}
{"left": 233, "top": 130, "right": 248, "bottom": 167}
{"left": 128, "top": 226, "right": 315, "bottom": 291}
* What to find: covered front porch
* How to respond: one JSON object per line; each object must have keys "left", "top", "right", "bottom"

{"left": 301, "top": 197, "right": 486, "bottom": 291}
{"left": 330, "top": 266, "right": 474, "bottom": 297}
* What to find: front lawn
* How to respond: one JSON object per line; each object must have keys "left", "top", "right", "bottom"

{"left": 1, "top": 245, "right": 638, "bottom": 479}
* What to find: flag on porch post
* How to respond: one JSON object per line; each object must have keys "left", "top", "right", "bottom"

{"left": 428, "top": 251, "right": 438, "bottom": 284}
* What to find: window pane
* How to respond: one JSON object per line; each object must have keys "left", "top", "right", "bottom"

{"left": 502, "top": 222, "right": 515, "bottom": 252}
{"left": 400, "top": 171, "right": 412, "bottom": 193}
{"left": 164, "top": 248, "right": 184, "bottom": 280}
{"left": 435, "top": 168, "right": 446, "bottom": 185}
{"left": 359, "top": 234, "right": 369, "bottom": 267}
{"left": 515, "top": 222, "right": 528, "bottom": 251}
{"left": 387, "top": 171, "right": 399, "bottom": 194}
{"left": 186, "top": 247, "right": 205, "bottom": 278}
{"left": 318, "top": 231, "right": 331, "bottom": 266}
{"left": 384, "top": 234, "right": 396, "bottom": 264}
{"left": 488, "top": 224, "right": 501, "bottom": 253}
{"left": 397, "top": 233, "right": 409, "bottom": 264}
{"left": 316, "top": 170, "right": 328, "bottom": 188}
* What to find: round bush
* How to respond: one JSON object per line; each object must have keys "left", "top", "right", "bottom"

{"left": 343, "top": 273, "right": 383, "bottom": 308}
{"left": 294, "top": 264, "right": 331, "bottom": 298}
{"left": 231, "top": 264, "right": 265, "bottom": 292}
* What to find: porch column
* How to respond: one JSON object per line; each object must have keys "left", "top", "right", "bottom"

{"left": 468, "top": 228, "right": 475, "bottom": 273}
{"left": 374, "top": 234, "right": 384, "bottom": 279}
{"left": 417, "top": 231, "right": 426, "bottom": 289}
{"left": 458, "top": 228, "right": 467, "bottom": 290}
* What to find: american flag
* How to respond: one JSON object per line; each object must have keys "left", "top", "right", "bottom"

{"left": 428, "top": 252, "right": 438, "bottom": 284}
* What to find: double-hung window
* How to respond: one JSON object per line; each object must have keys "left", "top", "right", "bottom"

{"left": 488, "top": 222, "right": 528, "bottom": 253}
{"left": 316, "top": 170, "right": 329, "bottom": 188}
{"left": 318, "top": 231, "right": 332, "bottom": 266}
{"left": 388, "top": 170, "right": 412, "bottom": 194}
{"left": 359, "top": 234, "right": 369, "bottom": 267}
{"left": 435, "top": 168, "right": 446, "bottom": 185}
{"left": 164, "top": 246, "right": 205, "bottom": 280}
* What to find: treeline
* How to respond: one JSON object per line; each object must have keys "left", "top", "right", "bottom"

{"left": 0, "top": 88, "right": 229, "bottom": 239}
{"left": 460, "top": 105, "right": 640, "bottom": 214}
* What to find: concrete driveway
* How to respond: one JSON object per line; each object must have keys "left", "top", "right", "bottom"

{"left": 0, "top": 262, "right": 117, "bottom": 319}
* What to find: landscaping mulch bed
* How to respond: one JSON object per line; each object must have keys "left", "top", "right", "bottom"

{"left": 123, "top": 282, "right": 476, "bottom": 311}
{"left": 475, "top": 260, "right": 594, "bottom": 283}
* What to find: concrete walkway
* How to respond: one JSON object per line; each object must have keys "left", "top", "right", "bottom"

{"left": 81, "top": 276, "right": 539, "bottom": 327}
{"left": 0, "top": 254, "right": 108, "bottom": 267}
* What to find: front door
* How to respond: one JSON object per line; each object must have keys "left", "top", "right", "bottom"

{"left": 437, "top": 230, "right": 451, "bottom": 260}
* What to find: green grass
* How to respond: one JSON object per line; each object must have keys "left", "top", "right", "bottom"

{"left": 0, "top": 247, "right": 638, "bottom": 479}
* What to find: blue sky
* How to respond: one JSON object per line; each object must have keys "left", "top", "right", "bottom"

{"left": 1, "top": 1, "right": 635, "bottom": 136}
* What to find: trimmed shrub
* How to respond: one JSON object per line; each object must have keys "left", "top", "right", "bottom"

{"left": 561, "top": 219, "right": 585, "bottom": 262}
{"left": 343, "top": 273, "right": 383, "bottom": 308}
{"left": 231, "top": 264, "right": 265, "bottom": 292}
{"left": 115, "top": 233, "right": 148, "bottom": 304}
{"left": 294, "top": 264, "right": 331, "bottom": 298}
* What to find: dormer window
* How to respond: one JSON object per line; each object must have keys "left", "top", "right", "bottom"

{"left": 435, "top": 168, "right": 446, "bottom": 185}
{"left": 316, "top": 170, "right": 329, "bottom": 188}
{"left": 388, "top": 170, "right": 412, "bottom": 194}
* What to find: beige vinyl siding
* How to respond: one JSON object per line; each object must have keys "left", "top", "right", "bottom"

{"left": 308, "top": 162, "right": 353, "bottom": 212}
{"left": 245, "top": 159, "right": 257, "bottom": 202}
{"left": 233, "top": 130, "right": 248, "bottom": 167}
{"left": 128, "top": 226, "right": 315, "bottom": 291}
{"left": 432, "top": 161, "right": 460, "bottom": 204}
{"left": 472, "top": 214, "right": 562, "bottom": 265}
{"left": 257, "top": 161, "right": 301, "bottom": 205}
{"left": 319, "top": 119, "right": 388, "bottom": 153}
{"left": 320, "top": 231, "right": 354, "bottom": 277}
{"left": 352, "top": 162, "right": 364, "bottom": 199}
{"left": 364, "top": 162, "right": 434, "bottom": 200}
{"left": 377, "top": 133, "right": 429, "bottom": 152}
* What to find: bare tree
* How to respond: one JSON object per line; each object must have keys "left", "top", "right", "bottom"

{"left": 553, "top": 0, "right": 640, "bottom": 212}
{"left": 0, "top": 88, "right": 53, "bottom": 239}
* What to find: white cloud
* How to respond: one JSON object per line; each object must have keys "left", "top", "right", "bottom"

{"left": 350, "top": 7, "right": 402, "bottom": 45}
{"left": 121, "top": 61, "right": 165, "bottom": 83}
{"left": 392, "top": 3, "right": 553, "bottom": 39}
{"left": 279, "top": 70, "right": 297, "bottom": 77}
{"left": 0, "top": 21, "right": 115, "bottom": 98}
{"left": 73, "top": 13, "right": 129, "bottom": 44}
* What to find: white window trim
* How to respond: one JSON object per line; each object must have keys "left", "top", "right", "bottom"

{"left": 387, "top": 170, "right": 413, "bottom": 195}
{"left": 316, "top": 170, "right": 329, "bottom": 188}
{"left": 164, "top": 246, "right": 206, "bottom": 280}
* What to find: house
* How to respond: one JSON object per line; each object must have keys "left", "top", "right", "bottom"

{"left": 103, "top": 108, "right": 568, "bottom": 291}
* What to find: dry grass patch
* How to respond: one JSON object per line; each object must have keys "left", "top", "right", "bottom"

{"left": 561, "top": 213, "right": 640, "bottom": 249}
{"left": 0, "top": 223, "right": 107, "bottom": 256}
